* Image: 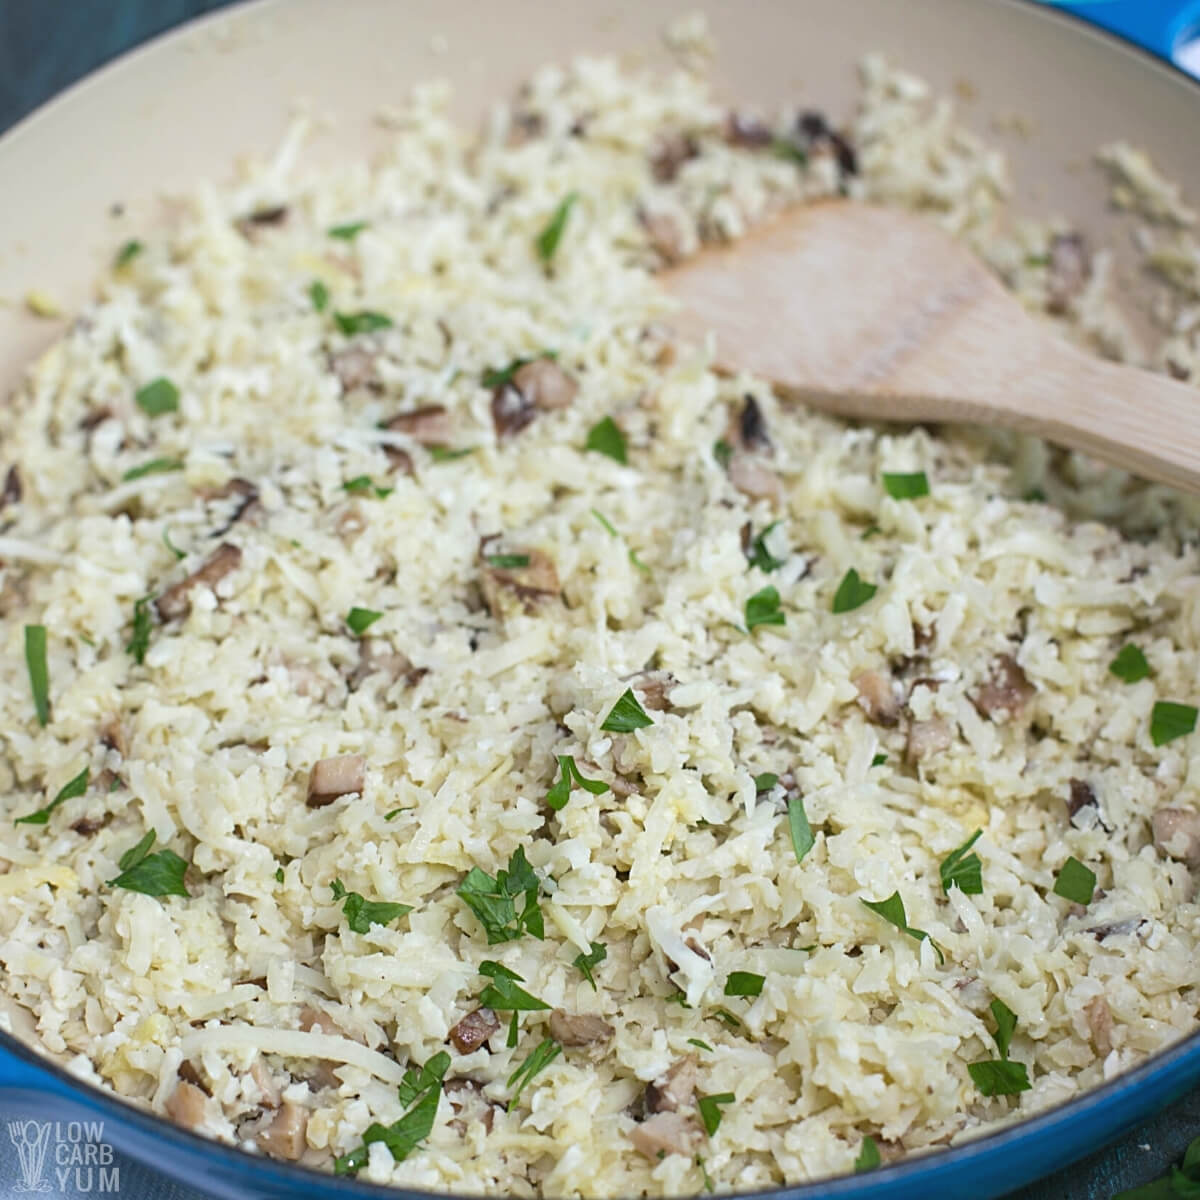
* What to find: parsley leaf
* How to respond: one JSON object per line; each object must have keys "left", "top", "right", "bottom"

{"left": 122, "top": 457, "right": 184, "bottom": 482}
{"left": 697, "top": 1092, "right": 735, "bottom": 1137}
{"left": 135, "top": 377, "right": 179, "bottom": 417}
{"left": 309, "top": 280, "right": 329, "bottom": 312}
{"left": 535, "top": 193, "right": 578, "bottom": 264}
{"left": 343, "top": 476, "right": 392, "bottom": 499}
{"left": 871, "top": 753, "right": 888, "bottom": 767}
{"left": 861, "top": 891, "right": 944, "bottom": 965}
{"left": 600, "top": 688, "right": 654, "bottom": 733}
{"left": 114, "top": 240, "right": 143, "bottom": 268}
{"left": 754, "top": 772, "right": 779, "bottom": 792}
{"left": 968, "top": 1059, "right": 1031, "bottom": 1097}
{"left": 15, "top": 766, "right": 88, "bottom": 826}
{"left": 688, "top": 1038, "right": 713, "bottom": 1052}
{"left": 711, "top": 1007, "right": 741, "bottom": 1029}
{"left": 1151, "top": 701, "right": 1197, "bottom": 747}
{"left": 573, "top": 941, "right": 607, "bottom": 989}
{"left": 882, "top": 471, "right": 929, "bottom": 500}
{"left": 787, "top": 795, "right": 814, "bottom": 864}
{"left": 328, "top": 220, "right": 368, "bottom": 241}
{"left": 1109, "top": 644, "right": 1150, "bottom": 683}
{"left": 456, "top": 847, "right": 544, "bottom": 944}
{"left": 855, "top": 1136, "right": 881, "bottom": 1173}
{"left": 330, "top": 879, "right": 412, "bottom": 934}
{"left": 477, "top": 961, "right": 549, "bottom": 1011}
{"left": 747, "top": 521, "right": 785, "bottom": 572}
{"left": 508, "top": 1038, "right": 561, "bottom": 1108}
{"left": 713, "top": 440, "right": 733, "bottom": 470}
{"left": 428, "top": 446, "right": 475, "bottom": 462}
{"left": 546, "top": 755, "right": 610, "bottom": 812}
{"left": 1052, "top": 856, "right": 1096, "bottom": 905}
{"left": 507, "top": 1010, "right": 520, "bottom": 1048}
{"left": 486, "top": 553, "right": 531, "bottom": 569}
{"left": 724, "top": 971, "right": 764, "bottom": 997}
{"left": 832, "top": 569, "right": 877, "bottom": 614}
{"left": 591, "top": 509, "right": 619, "bottom": 538}
{"left": 346, "top": 607, "right": 383, "bottom": 636}
{"left": 585, "top": 416, "right": 627, "bottom": 464}
{"left": 24, "top": 625, "right": 49, "bottom": 727}
{"left": 107, "top": 831, "right": 190, "bottom": 898}
{"left": 126, "top": 595, "right": 156, "bottom": 665}
{"left": 989, "top": 998, "right": 1018, "bottom": 1059}
{"left": 275, "top": 868, "right": 285, "bottom": 883}
{"left": 940, "top": 829, "right": 983, "bottom": 896}
{"left": 745, "top": 586, "right": 785, "bottom": 631}
{"left": 333, "top": 310, "right": 392, "bottom": 336}
{"left": 333, "top": 1051, "right": 449, "bottom": 1175}
{"left": 162, "top": 528, "right": 186, "bottom": 561}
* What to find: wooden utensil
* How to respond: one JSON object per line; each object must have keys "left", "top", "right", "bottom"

{"left": 661, "top": 202, "right": 1200, "bottom": 491}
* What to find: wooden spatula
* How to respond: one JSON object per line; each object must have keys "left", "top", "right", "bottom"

{"left": 661, "top": 202, "right": 1200, "bottom": 492}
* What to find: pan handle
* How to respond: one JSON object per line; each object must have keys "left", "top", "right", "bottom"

{"left": 1042, "top": 0, "right": 1200, "bottom": 65}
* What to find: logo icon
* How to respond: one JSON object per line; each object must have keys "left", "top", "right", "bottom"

{"left": 7, "top": 1121, "right": 53, "bottom": 1192}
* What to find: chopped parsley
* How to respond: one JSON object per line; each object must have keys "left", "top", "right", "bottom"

{"left": 114, "top": 239, "right": 143, "bottom": 268}
{"left": 584, "top": 416, "right": 627, "bottom": 464}
{"left": 162, "top": 528, "right": 186, "bottom": 560}
{"left": 1024, "top": 486, "right": 1048, "bottom": 502}
{"left": 688, "top": 1038, "right": 714, "bottom": 1052}
{"left": 481, "top": 351, "right": 556, "bottom": 390}
{"left": 24, "top": 625, "right": 49, "bottom": 727}
{"left": 771, "top": 138, "right": 808, "bottom": 165}
{"left": 1151, "top": 701, "right": 1197, "bottom": 747}
{"left": 486, "top": 553, "right": 531, "bottom": 569}
{"left": 428, "top": 446, "right": 475, "bottom": 462}
{"left": 940, "top": 829, "right": 984, "bottom": 896}
{"left": 135, "top": 377, "right": 179, "bottom": 417}
{"left": 1109, "top": 643, "right": 1150, "bottom": 682}
{"left": 275, "top": 868, "right": 285, "bottom": 884}
{"left": 712, "top": 439, "right": 733, "bottom": 470}
{"left": 546, "top": 755, "right": 609, "bottom": 811}
{"left": 724, "top": 971, "right": 764, "bottom": 998}
{"left": 696, "top": 1156, "right": 715, "bottom": 1192}
{"left": 343, "top": 475, "right": 393, "bottom": 498}
{"left": 988, "top": 998, "right": 1018, "bottom": 1059}
{"left": 15, "top": 766, "right": 89, "bottom": 826}
{"left": 328, "top": 220, "right": 368, "bottom": 241}
{"left": 832, "top": 568, "right": 877, "bottom": 614}
{"left": 871, "top": 753, "right": 887, "bottom": 767}
{"left": 346, "top": 607, "right": 383, "bottom": 636}
{"left": 122, "top": 457, "right": 184, "bottom": 482}
{"left": 573, "top": 941, "right": 607, "bottom": 989}
{"left": 753, "top": 772, "right": 779, "bottom": 793}
{"left": 881, "top": 471, "right": 929, "bottom": 500}
{"left": 333, "top": 1051, "right": 449, "bottom": 1175}
{"left": 507, "top": 1038, "right": 561, "bottom": 1108}
{"left": 745, "top": 585, "right": 785, "bottom": 631}
{"left": 456, "top": 846, "right": 544, "bottom": 944}
{"left": 535, "top": 193, "right": 578, "bottom": 264}
{"left": 711, "top": 1007, "right": 742, "bottom": 1029}
{"left": 477, "top": 961, "right": 549, "bottom": 1011}
{"left": 787, "top": 795, "right": 814, "bottom": 864}
{"left": 1052, "top": 855, "right": 1096, "bottom": 905}
{"left": 333, "top": 310, "right": 393, "bottom": 336}
{"left": 697, "top": 1093, "right": 735, "bottom": 1137}
{"left": 861, "top": 525, "right": 882, "bottom": 540}
{"left": 600, "top": 688, "right": 653, "bottom": 733}
{"left": 854, "top": 1136, "right": 881, "bottom": 1173}
{"left": 747, "top": 521, "right": 784, "bottom": 572}
{"left": 968, "top": 1058, "right": 1031, "bottom": 1098}
{"left": 384, "top": 807, "right": 405, "bottom": 820}
{"left": 107, "top": 830, "right": 190, "bottom": 898}
{"left": 589, "top": 510, "right": 649, "bottom": 574}
{"left": 507, "top": 1010, "right": 520, "bottom": 1048}
{"left": 330, "top": 879, "right": 412, "bottom": 934}
{"left": 309, "top": 279, "right": 329, "bottom": 312}
{"left": 861, "top": 891, "right": 944, "bottom": 965}
{"left": 126, "top": 595, "right": 155, "bottom": 664}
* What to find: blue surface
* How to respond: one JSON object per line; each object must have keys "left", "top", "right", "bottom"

{"left": 1, "top": 3, "right": 1199, "bottom": 1199}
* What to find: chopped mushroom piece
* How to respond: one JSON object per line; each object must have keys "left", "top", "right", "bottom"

{"left": 721, "top": 394, "right": 781, "bottom": 500}
{"left": 491, "top": 384, "right": 537, "bottom": 437}
{"left": 384, "top": 405, "right": 452, "bottom": 447}
{"left": 1045, "top": 232, "right": 1091, "bottom": 315}
{"left": 165, "top": 1080, "right": 209, "bottom": 1130}
{"left": 644, "top": 1057, "right": 698, "bottom": 1114}
{"left": 1, "top": 466, "right": 20, "bottom": 508}
{"left": 306, "top": 754, "right": 366, "bottom": 807}
{"left": 1067, "top": 779, "right": 1097, "bottom": 818}
{"left": 347, "top": 639, "right": 419, "bottom": 692}
{"left": 633, "top": 671, "right": 676, "bottom": 712}
{"left": 650, "top": 131, "right": 699, "bottom": 182}
{"left": 1151, "top": 807, "right": 1200, "bottom": 866}
{"left": 249, "top": 1058, "right": 280, "bottom": 1108}
{"left": 629, "top": 1111, "right": 699, "bottom": 1160}
{"left": 298, "top": 1006, "right": 341, "bottom": 1037}
{"left": 235, "top": 205, "right": 289, "bottom": 240}
{"left": 178, "top": 1060, "right": 211, "bottom": 1096}
{"left": 853, "top": 670, "right": 900, "bottom": 726}
{"left": 906, "top": 718, "right": 953, "bottom": 763}
{"left": 795, "top": 110, "right": 858, "bottom": 176}
{"left": 973, "top": 655, "right": 1035, "bottom": 721}
{"left": 547, "top": 1009, "right": 615, "bottom": 1047}
{"left": 732, "top": 395, "right": 771, "bottom": 452}
{"left": 99, "top": 716, "right": 128, "bottom": 757}
{"left": 1084, "top": 996, "right": 1114, "bottom": 1057}
{"left": 70, "top": 813, "right": 112, "bottom": 837}
{"left": 449, "top": 1007, "right": 501, "bottom": 1053}
{"left": 155, "top": 543, "right": 243, "bottom": 622}
{"left": 256, "top": 1102, "right": 308, "bottom": 1161}
{"left": 724, "top": 111, "right": 774, "bottom": 148}
{"left": 480, "top": 546, "right": 560, "bottom": 617}
{"left": 444, "top": 1078, "right": 498, "bottom": 1133}
{"left": 511, "top": 358, "right": 579, "bottom": 412}
{"left": 727, "top": 454, "right": 782, "bottom": 501}
{"left": 329, "top": 346, "right": 380, "bottom": 394}
{"left": 640, "top": 211, "right": 687, "bottom": 266}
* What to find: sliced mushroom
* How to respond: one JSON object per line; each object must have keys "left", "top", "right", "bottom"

{"left": 795, "top": 110, "right": 858, "bottom": 177}
{"left": 79, "top": 406, "right": 113, "bottom": 433}
{"left": 444, "top": 1078, "right": 498, "bottom": 1133}
{"left": 306, "top": 754, "right": 366, "bottom": 808}
{"left": 1046, "top": 233, "right": 1091, "bottom": 315}
{"left": 633, "top": 671, "right": 676, "bottom": 712}
{"left": 644, "top": 1057, "right": 698, "bottom": 1114}
{"left": 727, "top": 455, "right": 782, "bottom": 501}
{"left": 1067, "top": 779, "right": 1097, "bottom": 818}
{"left": 347, "top": 639, "right": 418, "bottom": 692}
{"left": 506, "top": 108, "right": 545, "bottom": 147}
{"left": 329, "top": 346, "right": 380, "bottom": 394}
{"left": 724, "top": 112, "right": 774, "bottom": 148}
{"left": 235, "top": 205, "right": 289, "bottom": 240}
{"left": 177, "top": 1059, "right": 212, "bottom": 1096}
{"left": 512, "top": 358, "right": 578, "bottom": 412}
{"left": 70, "top": 813, "right": 112, "bottom": 837}
{"left": 1152, "top": 807, "right": 1200, "bottom": 866}
{"left": 448, "top": 1008, "right": 501, "bottom": 1054}
{"left": 249, "top": 1057, "right": 280, "bottom": 1108}
{"left": 853, "top": 670, "right": 900, "bottom": 726}
{"left": 1084, "top": 996, "right": 1113, "bottom": 1057}
{"left": 384, "top": 405, "right": 452, "bottom": 447}
{"left": 1, "top": 465, "right": 20, "bottom": 508}
{"left": 491, "top": 384, "right": 537, "bottom": 437}
{"left": 480, "top": 546, "right": 560, "bottom": 617}
{"left": 732, "top": 395, "right": 771, "bottom": 453}
{"left": 721, "top": 395, "right": 780, "bottom": 500}
{"left": 1086, "top": 917, "right": 1147, "bottom": 942}
{"left": 165, "top": 1080, "right": 209, "bottom": 1130}
{"left": 906, "top": 718, "right": 953, "bottom": 764}
{"left": 972, "top": 655, "right": 1035, "bottom": 721}
{"left": 204, "top": 478, "right": 260, "bottom": 535}
{"left": 640, "top": 211, "right": 687, "bottom": 266}
{"left": 650, "top": 131, "right": 700, "bottom": 183}
{"left": 299, "top": 1006, "right": 341, "bottom": 1037}
{"left": 156, "top": 543, "right": 243, "bottom": 622}
{"left": 629, "top": 1111, "right": 700, "bottom": 1160}
{"left": 255, "top": 1101, "right": 307, "bottom": 1161}
{"left": 99, "top": 716, "right": 128, "bottom": 757}
{"left": 547, "top": 1010, "right": 615, "bottom": 1047}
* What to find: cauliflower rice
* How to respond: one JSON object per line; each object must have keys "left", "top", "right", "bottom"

{"left": 2, "top": 28, "right": 1200, "bottom": 1197}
